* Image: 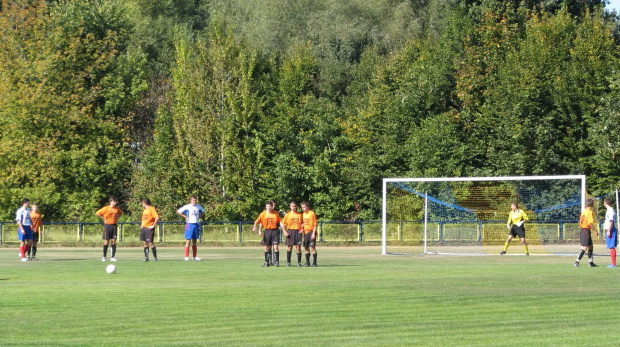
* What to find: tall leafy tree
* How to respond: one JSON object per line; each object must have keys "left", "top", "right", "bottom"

{"left": 0, "top": 0, "right": 147, "bottom": 220}
{"left": 132, "top": 21, "right": 271, "bottom": 220}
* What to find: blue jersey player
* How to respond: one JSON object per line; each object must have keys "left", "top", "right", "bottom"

{"left": 604, "top": 197, "right": 617, "bottom": 268}
{"left": 16, "top": 198, "right": 33, "bottom": 261}
{"left": 177, "top": 196, "right": 205, "bottom": 261}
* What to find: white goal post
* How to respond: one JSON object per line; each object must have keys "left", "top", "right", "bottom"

{"left": 381, "top": 175, "right": 587, "bottom": 255}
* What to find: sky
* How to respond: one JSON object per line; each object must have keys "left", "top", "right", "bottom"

{"left": 608, "top": 0, "right": 620, "bottom": 12}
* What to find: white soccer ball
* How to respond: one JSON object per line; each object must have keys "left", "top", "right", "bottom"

{"left": 106, "top": 264, "right": 116, "bottom": 274}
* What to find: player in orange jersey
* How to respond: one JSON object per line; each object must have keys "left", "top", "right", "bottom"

{"left": 575, "top": 198, "right": 599, "bottom": 268}
{"left": 252, "top": 201, "right": 282, "bottom": 267}
{"left": 28, "top": 203, "right": 43, "bottom": 260}
{"left": 95, "top": 197, "right": 123, "bottom": 262}
{"left": 301, "top": 201, "right": 318, "bottom": 267}
{"left": 140, "top": 198, "right": 160, "bottom": 261}
{"left": 282, "top": 201, "right": 303, "bottom": 267}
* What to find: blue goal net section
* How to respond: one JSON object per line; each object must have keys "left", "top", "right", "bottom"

{"left": 381, "top": 175, "right": 601, "bottom": 255}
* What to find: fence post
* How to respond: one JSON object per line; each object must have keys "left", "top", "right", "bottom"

{"left": 399, "top": 221, "right": 403, "bottom": 241}
{"left": 439, "top": 222, "right": 444, "bottom": 242}
{"left": 320, "top": 222, "right": 324, "bottom": 242}
{"left": 559, "top": 221, "right": 564, "bottom": 241}
{"left": 0, "top": 222, "right": 3, "bottom": 245}
{"left": 238, "top": 222, "right": 243, "bottom": 243}
{"left": 358, "top": 221, "right": 363, "bottom": 242}
{"left": 78, "top": 223, "right": 83, "bottom": 242}
{"left": 159, "top": 222, "right": 163, "bottom": 243}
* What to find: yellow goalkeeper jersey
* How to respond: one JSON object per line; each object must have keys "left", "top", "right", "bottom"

{"left": 507, "top": 209, "right": 529, "bottom": 225}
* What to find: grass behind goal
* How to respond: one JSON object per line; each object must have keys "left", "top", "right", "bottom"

{"left": 1, "top": 247, "right": 620, "bottom": 346}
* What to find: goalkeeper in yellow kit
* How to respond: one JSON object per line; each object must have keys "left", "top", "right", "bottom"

{"left": 500, "top": 202, "right": 530, "bottom": 256}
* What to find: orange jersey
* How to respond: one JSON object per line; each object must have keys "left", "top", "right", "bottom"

{"left": 254, "top": 210, "right": 281, "bottom": 230}
{"left": 96, "top": 206, "right": 123, "bottom": 225}
{"left": 302, "top": 210, "right": 317, "bottom": 234}
{"left": 141, "top": 206, "right": 159, "bottom": 228}
{"left": 579, "top": 207, "right": 595, "bottom": 229}
{"left": 283, "top": 211, "right": 303, "bottom": 230}
{"left": 30, "top": 211, "right": 42, "bottom": 232}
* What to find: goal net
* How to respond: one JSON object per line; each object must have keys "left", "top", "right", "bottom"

{"left": 381, "top": 176, "right": 588, "bottom": 255}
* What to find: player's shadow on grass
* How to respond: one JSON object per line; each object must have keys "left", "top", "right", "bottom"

{"left": 46, "top": 258, "right": 89, "bottom": 261}
{"left": 314, "top": 264, "right": 362, "bottom": 267}
{"left": 0, "top": 278, "right": 10, "bottom": 280}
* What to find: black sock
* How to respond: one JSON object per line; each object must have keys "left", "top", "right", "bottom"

{"left": 577, "top": 250, "right": 585, "bottom": 261}
{"left": 32, "top": 247, "right": 37, "bottom": 257}
{"left": 275, "top": 251, "right": 279, "bottom": 263}
{"left": 305, "top": 253, "right": 310, "bottom": 264}
{"left": 27, "top": 248, "right": 31, "bottom": 257}
{"left": 270, "top": 250, "right": 273, "bottom": 263}
{"left": 287, "top": 251, "right": 292, "bottom": 263}
{"left": 313, "top": 253, "right": 317, "bottom": 265}
{"left": 144, "top": 247, "right": 149, "bottom": 258}
{"left": 297, "top": 253, "right": 302, "bottom": 263}
{"left": 265, "top": 252, "right": 269, "bottom": 263}
{"left": 588, "top": 249, "right": 593, "bottom": 262}
{"left": 111, "top": 245, "right": 116, "bottom": 258}
{"left": 103, "top": 244, "right": 108, "bottom": 257}
{"left": 152, "top": 247, "right": 157, "bottom": 258}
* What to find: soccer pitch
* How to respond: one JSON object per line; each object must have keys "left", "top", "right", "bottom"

{"left": 1, "top": 247, "right": 620, "bottom": 346}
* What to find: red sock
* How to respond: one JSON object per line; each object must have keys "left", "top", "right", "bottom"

{"left": 20, "top": 246, "right": 25, "bottom": 258}
{"left": 192, "top": 246, "right": 197, "bottom": 257}
{"left": 611, "top": 248, "right": 616, "bottom": 266}
{"left": 185, "top": 247, "right": 189, "bottom": 257}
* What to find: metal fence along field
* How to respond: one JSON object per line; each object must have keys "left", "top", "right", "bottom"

{"left": 0, "top": 220, "right": 591, "bottom": 247}
{"left": 0, "top": 221, "right": 383, "bottom": 244}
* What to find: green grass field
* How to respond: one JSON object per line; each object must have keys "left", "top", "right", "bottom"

{"left": 1, "top": 246, "right": 619, "bottom": 346}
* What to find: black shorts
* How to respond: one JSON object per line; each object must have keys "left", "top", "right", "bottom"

{"left": 580, "top": 228, "right": 593, "bottom": 247}
{"left": 32, "top": 232, "right": 40, "bottom": 243}
{"left": 103, "top": 224, "right": 118, "bottom": 240}
{"left": 303, "top": 233, "right": 316, "bottom": 248}
{"left": 140, "top": 227, "right": 155, "bottom": 243}
{"left": 509, "top": 224, "right": 525, "bottom": 239}
{"left": 285, "top": 230, "right": 302, "bottom": 246}
{"left": 263, "top": 229, "right": 279, "bottom": 245}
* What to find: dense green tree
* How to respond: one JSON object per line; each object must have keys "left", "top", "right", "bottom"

{"left": 459, "top": 7, "right": 616, "bottom": 181}
{"left": 131, "top": 21, "right": 271, "bottom": 220}
{"left": 1, "top": 0, "right": 620, "bottom": 222}
{"left": 0, "top": 0, "right": 147, "bottom": 221}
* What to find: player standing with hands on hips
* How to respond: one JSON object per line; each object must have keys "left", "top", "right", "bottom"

{"left": 500, "top": 202, "right": 529, "bottom": 256}
{"left": 575, "top": 198, "right": 599, "bottom": 267}
{"left": 140, "top": 198, "right": 160, "bottom": 262}
{"left": 253, "top": 201, "right": 282, "bottom": 267}
{"left": 16, "top": 198, "right": 33, "bottom": 261}
{"left": 177, "top": 196, "right": 205, "bottom": 261}
{"left": 282, "top": 201, "right": 303, "bottom": 267}
{"left": 96, "top": 197, "right": 123, "bottom": 262}
{"left": 603, "top": 197, "right": 617, "bottom": 268}
{"left": 301, "top": 201, "right": 318, "bottom": 267}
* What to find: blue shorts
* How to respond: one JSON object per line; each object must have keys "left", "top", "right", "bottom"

{"left": 606, "top": 228, "right": 618, "bottom": 249}
{"left": 18, "top": 225, "right": 33, "bottom": 241}
{"left": 185, "top": 223, "right": 201, "bottom": 240}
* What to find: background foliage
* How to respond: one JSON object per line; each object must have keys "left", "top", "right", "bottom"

{"left": 0, "top": 0, "right": 618, "bottom": 221}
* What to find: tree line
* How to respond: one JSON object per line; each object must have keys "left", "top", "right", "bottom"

{"left": 0, "top": 0, "right": 618, "bottom": 222}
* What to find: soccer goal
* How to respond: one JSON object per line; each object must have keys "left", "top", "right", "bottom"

{"left": 381, "top": 175, "right": 587, "bottom": 255}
